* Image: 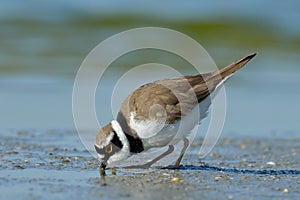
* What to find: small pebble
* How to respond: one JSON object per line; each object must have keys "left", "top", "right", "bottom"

{"left": 266, "top": 161, "right": 276, "bottom": 166}
{"left": 211, "top": 152, "right": 221, "bottom": 158}
{"left": 199, "top": 161, "right": 207, "bottom": 167}
{"left": 17, "top": 131, "right": 28, "bottom": 136}
{"left": 247, "top": 163, "right": 255, "bottom": 168}
{"left": 13, "top": 165, "right": 24, "bottom": 169}
{"left": 73, "top": 156, "right": 79, "bottom": 160}
{"left": 57, "top": 164, "right": 62, "bottom": 170}
{"left": 5, "top": 151, "right": 18, "bottom": 155}
{"left": 48, "top": 147, "right": 57, "bottom": 151}
{"left": 171, "top": 177, "right": 180, "bottom": 182}
{"left": 224, "top": 139, "right": 232, "bottom": 145}
{"left": 15, "top": 146, "right": 23, "bottom": 150}
{"left": 214, "top": 176, "right": 222, "bottom": 181}
{"left": 283, "top": 188, "right": 289, "bottom": 193}
{"left": 35, "top": 163, "right": 45, "bottom": 167}
{"left": 110, "top": 167, "right": 116, "bottom": 175}
{"left": 24, "top": 153, "right": 32, "bottom": 157}
{"left": 62, "top": 158, "right": 71, "bottom": 163}
{"left": 87, "top": 161, "right": 93, "bottom": 165}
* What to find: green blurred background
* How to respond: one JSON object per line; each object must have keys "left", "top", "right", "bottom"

{"left": 1, "top": 0, "right": 300, "bottom": 137}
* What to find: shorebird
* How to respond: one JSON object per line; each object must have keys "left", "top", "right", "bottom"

{"left": 94, "top": 53, "right": 256, "bottom": 170}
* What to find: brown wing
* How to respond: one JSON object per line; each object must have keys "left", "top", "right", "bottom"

{"left": 118, "top": 53, "right": 256, "bottom": 129}
{"left": 116, "top": 74, "right": 212, "bottom": 139}
{"left": 118, "top": 74, "right": 211, "bottom": 125}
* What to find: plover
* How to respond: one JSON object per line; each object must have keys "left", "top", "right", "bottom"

{"left": 95, "top": 53, "right": 256, "bottom": 170}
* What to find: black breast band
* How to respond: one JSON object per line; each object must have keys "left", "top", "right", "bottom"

{"left": 116, "top": 112, "right": 144, "bottom": 154}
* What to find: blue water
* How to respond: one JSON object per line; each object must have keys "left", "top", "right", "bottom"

{"left": 1, "top": 0, "right": 300, "bottom": 138}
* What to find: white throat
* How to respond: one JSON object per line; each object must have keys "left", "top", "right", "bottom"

{"left": 108, "top": 120, "right": 130, "bottom": 165}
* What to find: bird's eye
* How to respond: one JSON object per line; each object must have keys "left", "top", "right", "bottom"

{"left": 105, "top": 144, "right": 113, "bottom": 153}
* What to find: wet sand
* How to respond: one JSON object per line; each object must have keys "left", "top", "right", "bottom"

{"left": 0, "top": 130, "right": 299, "bottom": 199}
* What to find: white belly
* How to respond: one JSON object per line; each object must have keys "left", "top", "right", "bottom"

{"left": 129, "top": 102, "right": 207, "bottom": 150}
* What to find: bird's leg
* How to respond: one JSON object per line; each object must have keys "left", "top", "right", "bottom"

{"left": 124, "top": 145, "right": 174, "bottom": 169}
{"left": 172, "top": 137, "right": 189, "bottom": 169}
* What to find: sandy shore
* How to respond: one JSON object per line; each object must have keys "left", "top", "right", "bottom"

{"left": 0, "top": 130, "right": 299, "bottom": 199}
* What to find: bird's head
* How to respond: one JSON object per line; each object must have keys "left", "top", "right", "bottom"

{"left": 94, "top": 121, "right": 130, "bottom": 169}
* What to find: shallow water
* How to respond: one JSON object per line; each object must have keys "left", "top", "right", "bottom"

{"left": 1, "top": 1, "right": 300, "bottom": 136}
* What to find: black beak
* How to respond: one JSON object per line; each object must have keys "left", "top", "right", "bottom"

{"left": 95, "top": 145, "right": 108, "bottom": 170}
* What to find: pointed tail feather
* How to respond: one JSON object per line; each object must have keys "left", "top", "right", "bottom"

{"left": 216, "top": 53, "right": 256, "bottom": 80}
{"left": 190, "top": 53, "right": 256, "bottom": 102}
{"left": 204, "top": 53, "right": 256, "bottom": 88}
{"left": 195, "top": 53, "right": 256, "bottom": 97}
